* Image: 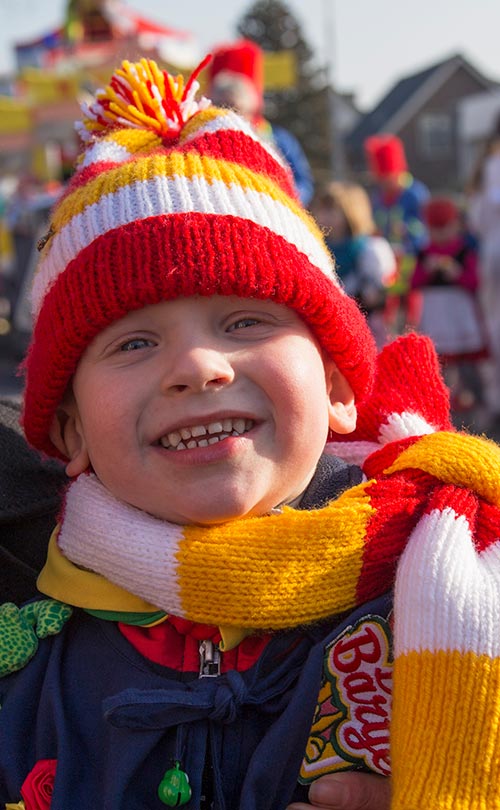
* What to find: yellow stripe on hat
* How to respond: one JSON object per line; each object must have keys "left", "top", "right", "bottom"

{"left": 33, "top": 157, "right": 334, "bottom": 313}
{"left": 179, "top": 106, "right": 290, "bottom": 169}
{"left": 175, "top": 482, "right": 374, "bottom": 629}
{"left": 49, "top": 151, "right": 320, "bottom": 240}
{"left": 180, "top": 105, "right": 233, "bottom": 140}
{"left": 78, "top": 128, "right": 163, "bottom": 169}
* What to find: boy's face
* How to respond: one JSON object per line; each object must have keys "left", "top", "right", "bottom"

{"left": 52, "top": 295, "right": 356, "bottom": 525}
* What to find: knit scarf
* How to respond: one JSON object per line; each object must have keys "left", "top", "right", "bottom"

{"left": 38, "top": 334, "right": 500, "bottom": 809}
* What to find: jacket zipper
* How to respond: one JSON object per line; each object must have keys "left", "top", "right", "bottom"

{"left": 199, "top": 639, "right": 221, "bottom": 678}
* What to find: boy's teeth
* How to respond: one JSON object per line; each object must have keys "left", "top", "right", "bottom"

{"left": 191, "top": 425, "right": 207, "bottom": 437}
{"left": 167, "top": 430, "right": 182, "bottom": 447}
{"left": 160, "top": 418, "right": 254, "bottom": 450}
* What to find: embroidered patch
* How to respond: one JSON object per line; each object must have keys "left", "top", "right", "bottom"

{"left": 300, "top": 613, "right": 392, "bottom": 782}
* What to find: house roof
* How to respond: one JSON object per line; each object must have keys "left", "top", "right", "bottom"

{"left": 346, "top": 53, "right": 496, "bottom": 151}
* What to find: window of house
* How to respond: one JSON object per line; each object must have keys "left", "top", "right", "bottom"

{"left": 417, "top": 113, "right": 453, "bottom": 158}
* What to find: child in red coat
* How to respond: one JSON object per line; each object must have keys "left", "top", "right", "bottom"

{"left": 410, "top": 196, "right": 487, "bottom": 412}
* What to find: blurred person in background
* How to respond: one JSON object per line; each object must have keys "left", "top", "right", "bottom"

{"left": 207, "top": 38, "right": 314, "bottom": 206}
{"left": 3, "top": 175, "right": 62, "bottom": 352}
{"left": 311, "top": 180, "right": 396, "bottom": 348}
{"left": 467, "top": 113, "right": 500, "bottom": 429}
{"left": 3, "top": 174, "right": 38, "bottom": 320}
{"left": 364, "top": 134, "right": 429, "bottom": 332}
{"left": 409, "top": 196, "right": 487, "bottom": 415}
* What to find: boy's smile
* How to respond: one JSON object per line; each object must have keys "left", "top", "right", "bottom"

{"left": 157, "top": 417, "right": 254, "bottom": 451}
{"left": 54, "top": 295, "right": 355, "bottom": 525}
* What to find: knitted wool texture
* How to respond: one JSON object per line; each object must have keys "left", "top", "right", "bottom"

{"left": 46, "top": 333, "right": 500, "bottom": 808}
{"left": 22, "top": 58, "right": 375, "bottom": 455}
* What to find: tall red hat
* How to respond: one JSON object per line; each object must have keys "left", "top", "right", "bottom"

{"left": 208, "top": 39, "right": 264, "bottom": 98}
{"left": 365, "top": 134, "right": 407, "bottom": 177}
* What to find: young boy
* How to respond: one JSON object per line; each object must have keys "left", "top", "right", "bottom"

{"left": 1, "top": 59, "right": 500, "bottom": 810}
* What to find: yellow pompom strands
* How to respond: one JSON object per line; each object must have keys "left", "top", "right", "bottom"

{"left": 78, "top": 56, "right": 212, "bottom": 142}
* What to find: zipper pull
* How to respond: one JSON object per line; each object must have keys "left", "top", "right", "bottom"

{"left": 199, "top": 639, "right": 221, "bottom": 677}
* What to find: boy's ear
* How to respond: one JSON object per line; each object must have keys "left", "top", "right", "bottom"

{"left": 49, "top": 399, "right": 90, "bottom": 477}
{"left": 325, "top": 361, "right": 357, "bottom": 435}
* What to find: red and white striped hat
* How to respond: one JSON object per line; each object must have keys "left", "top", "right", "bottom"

{"left": 23, "top": 57, "right": 376, "bottom": 456}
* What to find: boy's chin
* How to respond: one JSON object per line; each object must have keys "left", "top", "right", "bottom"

{"left": 136, "top": 480, "right": 308, "bottom": 525}
{"left": 151, "top": 499, "right": 281, "bottom": 526}
{"left": 176, "top": 508, "right": 267, "bottom": 526}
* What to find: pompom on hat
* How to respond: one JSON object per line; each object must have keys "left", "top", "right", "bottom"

{"left": 22, "top": 57, "right": 376, "bottom": 457}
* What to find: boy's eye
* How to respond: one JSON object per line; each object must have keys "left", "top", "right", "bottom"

{"left": 227, "top": 317, "right": 260, "bottom": 331}
{"left": 119, "top": 337, "right": 154, "bottom": 352}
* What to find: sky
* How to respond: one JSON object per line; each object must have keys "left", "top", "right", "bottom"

{"left": 0, "top": 0, "right": 499, "bottom": 110}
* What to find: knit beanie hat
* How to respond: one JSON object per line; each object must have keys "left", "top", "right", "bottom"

{"left": 22, "top": 57, "right": 376, "bottom": 457}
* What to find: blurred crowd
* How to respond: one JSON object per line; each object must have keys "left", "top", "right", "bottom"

{"left": 2, "top": 38, "right": 500, "bottom": 435}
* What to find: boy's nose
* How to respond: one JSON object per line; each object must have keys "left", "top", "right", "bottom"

{"left": 160, "top": 346, "right": 235, "bottom": 394}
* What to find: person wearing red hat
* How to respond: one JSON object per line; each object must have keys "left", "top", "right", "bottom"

{"left": 364, "top": 135, "right": 430, "bottom": 253}
{"left": 207, "top": 39, "right": 314, "bottom": 206}
{"left": 364, "top": 134, "right": 430, "bottom": 332}
{"left": 409, "top": 196, "right": 487, "bottom": 413}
